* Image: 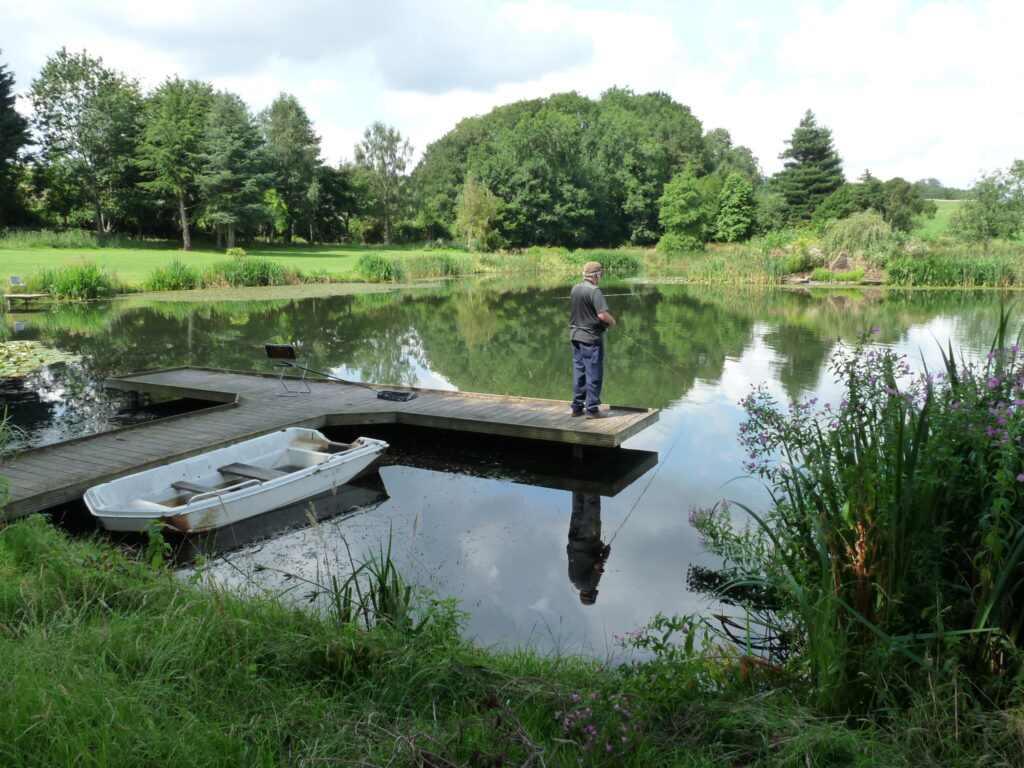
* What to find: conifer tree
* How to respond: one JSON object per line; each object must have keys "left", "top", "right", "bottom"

{"left": 0, "top": 53, "right": 30, "bottom": 226}
{"left": 774, "top": 110, "right": 844, "bottom": 221}
{"left": 197, "top": 91, "right": 271, "bottom": 249}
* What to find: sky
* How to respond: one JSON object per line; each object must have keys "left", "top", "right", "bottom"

{"left": 3, "top": 0, "right": 1021, "bottom": 189}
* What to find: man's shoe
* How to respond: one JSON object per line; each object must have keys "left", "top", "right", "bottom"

{"left": 571, "top": 410, "right": 585, "bottom": 417}
{"left": 586, "top": 411, "right": 604, "bottom": 419}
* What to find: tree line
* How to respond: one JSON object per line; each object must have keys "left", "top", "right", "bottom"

{"left": 2, "top": 46, "right": 1014, "bottom": 253}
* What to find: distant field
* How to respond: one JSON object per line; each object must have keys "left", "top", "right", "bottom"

{"left": 0, "top": 242, "right": 458, "bottom": 288}
{"left": 912, "top": 199, "right": 961, "bottom": 239}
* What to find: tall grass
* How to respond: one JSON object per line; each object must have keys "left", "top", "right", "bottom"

{"left": 142, "top": 260, "right": 201, "bottom": 291}
{"left": 692, "top": 309, "right": 1024, "bottom": 712}
{"left": 203, "top": 255, "right": 286, "bottom": 287}
{"left": 1, "top": 229, "right": 113, "bottom": 249}
{"left": 27, "top": 260, "right": 121, "bottom": 299}
{"left": 885, "top": 252, "right": 1022, "bottom": 287}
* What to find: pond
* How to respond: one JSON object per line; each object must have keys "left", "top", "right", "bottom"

{"left": 1, "top": 278, "right": 1017, "bottom": 657}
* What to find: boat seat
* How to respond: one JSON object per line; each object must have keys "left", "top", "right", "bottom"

{"left": 218, "top": 462, "right": 289, "bottom": 481}
{"left": 171, "top": 480, "right": 219, "bottom": 494}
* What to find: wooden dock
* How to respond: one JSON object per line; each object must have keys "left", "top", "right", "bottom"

{"left": 1, "top": 367, "right": 659, "bottom": 521}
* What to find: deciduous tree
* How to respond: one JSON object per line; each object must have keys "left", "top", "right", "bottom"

{"left": 355, "top": 121, "right": 412, "bottom": 245}
{"left": 949, "top": 165, "right": 1024, "bottom": 254}
{"left": 455, "top": 175, "right": 501, "bottom": 250}
{"left": 259, "top": 94, "right": 321, "bottom": 244}
{"left": 657, "top": 168, "right": 721, "bottom": 252}
{"left": 715, "top": 173, "right": 755, "bottom": 242}
{"left": 29, "top": 48, "right": 142, "bottom": 235}
{"left": 136, "top": 77, "right": 214, "bottom": 250}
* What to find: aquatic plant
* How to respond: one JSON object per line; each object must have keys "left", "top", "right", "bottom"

{"left": 692, "top": 310, "right": 1024, "bottom": 711}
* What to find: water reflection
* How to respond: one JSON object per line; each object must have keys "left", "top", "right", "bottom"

{"left": 3, "top": 281, "right": 1020, "bottom": 655}
{"left": 567, "top": 492, "right": 611, "bottom": 606}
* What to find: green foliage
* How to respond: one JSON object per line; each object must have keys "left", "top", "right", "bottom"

{"left": 258, "top": 93, "right": 322, "bottom": 244}
{"left": 821, "top": 209, "right": 895, "bottom": 256}
{"left": 196, "top": 91, "right": 272, "bottom": 247}
{"left": 773, "top": 110, "right": 845, "bottom": 222}
{"left": 0, "top": 229, "right": 112, "bottom": 248}
{"left": 29, "top": 259, "right": 120, "bottom": 298}
{"left": 136, "top": 77, "right": 215, "bottom": 250}
{"left": 354, "top": 121, "right": 412, "bottom": 245}
{"left": 28, "top": 48, "right": 143, "bottom": 236}
{"left": 693, "top": 321, "right": 1024, "bottom": 711}
{"left": 702, "top": 127, "right": 761, "bottom": 183}
{"left": 412, "top": 88, "right": 705, "bottom": 248}
{"left": 809, "top": 267, "right": 864, "bottom": 282}
{"left": 949, "top": 163, "right": 1024, "bottom": 254}
{"left": 356, "top": 252, "right": 397, "bottom": 282}
{"left": 715, "top": 173, "right": 756, "bottom": 242}
{"left": 0, "top": 52, "right": 30, "bottom": 228}
{"left": 657, "top": 169, "right": 721, "bottom": 252}
{"left": 885, "top": 253, "right": 1020, "bottom": 287}
{"left": 143, "top": 259, "right": 201, "bottom": 291}
{"left": 454, "top": 176, "right": 502, "bottom": 251}
{"left": 203, "top": 255, "right": 285, "bottom": 287}
{"left": 913, "top": 177, "right": 965, "bottom": 200}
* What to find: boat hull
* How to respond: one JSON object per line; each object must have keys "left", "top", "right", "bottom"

{"left": 84, "top": 429, "right": 388, "bottom": 533}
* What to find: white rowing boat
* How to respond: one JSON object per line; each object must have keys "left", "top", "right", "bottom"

{"left": 84, "top": 428, "right": 388, "bottom": 533}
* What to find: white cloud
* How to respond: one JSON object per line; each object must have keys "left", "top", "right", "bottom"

{"left": 3, "top": 0, "right": 1020, "bottom": 188}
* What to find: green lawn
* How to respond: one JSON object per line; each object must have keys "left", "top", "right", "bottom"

{"left": 0, "top": 242, "right": 462, "bottom": 288}
{"left": 911, "top": 199, "right": 961, "bottom": 239}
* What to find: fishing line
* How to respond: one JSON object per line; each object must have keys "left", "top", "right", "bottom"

{"left": 607, "top": 420, "right": 686, "bottom": 546}
{"left": 613, "top": 327, "right": 689, "bottom": 378}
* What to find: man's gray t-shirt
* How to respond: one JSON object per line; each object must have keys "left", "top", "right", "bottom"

{"left": 569, "top": 281, "right": 610, "bottom": 345}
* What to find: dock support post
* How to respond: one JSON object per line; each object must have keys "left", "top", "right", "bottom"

{"left": 572, "top": 444, "right": 584, "bottom": 460}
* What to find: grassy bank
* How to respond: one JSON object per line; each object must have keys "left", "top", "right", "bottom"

{"left": 0, "top": 236, "right": 646, "bottom": 297}
{"left": 0, "top": 515, "right": 1021, "bottom": 767}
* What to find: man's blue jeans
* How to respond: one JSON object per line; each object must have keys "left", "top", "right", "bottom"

{"left": 571, "top": 340, "right": 604, "bottom": 414}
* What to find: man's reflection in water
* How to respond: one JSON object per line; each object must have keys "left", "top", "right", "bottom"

{"left": 567, "top": 492, "right": 611, "bottom": 605}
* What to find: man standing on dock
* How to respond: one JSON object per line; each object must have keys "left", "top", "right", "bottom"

{"left": 569, "top": 261, "right": 616, "bottom": 418}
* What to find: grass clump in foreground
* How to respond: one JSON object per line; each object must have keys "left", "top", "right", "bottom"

{"left": 2, "top": 515, "right": 1023, "bottom": 767}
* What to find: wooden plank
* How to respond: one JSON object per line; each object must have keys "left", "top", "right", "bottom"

{"left": 218, "top": 462, "right": 287, "bottom": 481}
{"left": 3, "top": 367, "right": 659, "bottom": 521}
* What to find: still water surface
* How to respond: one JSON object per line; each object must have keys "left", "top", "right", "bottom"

{"left": 2, "top": 279, "right": 1015, "bottom": 656}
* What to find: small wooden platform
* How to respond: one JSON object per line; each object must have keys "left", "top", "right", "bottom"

{"left": 1, "top": 367, "right": 659, "bottom": 521}
{"left": 4, "top": 293, "right": 50, "bottom": 311}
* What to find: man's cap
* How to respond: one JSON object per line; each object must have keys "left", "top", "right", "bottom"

{"left": 583, "top": 261, "right": 603, "bottom": 276}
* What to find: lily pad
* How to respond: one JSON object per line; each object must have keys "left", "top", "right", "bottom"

{"left": 0, "top": 341, "right": 81, "bottom": 378}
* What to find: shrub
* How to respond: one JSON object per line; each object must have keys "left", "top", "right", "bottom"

{"left": 656, "top": 231, "right": 703, "bottom": 255}
{"left": 143, "top": 260, "right": 201, "bottom": 291}
{"left": 821, "top": 210, "right": 896, "bottom": 257}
